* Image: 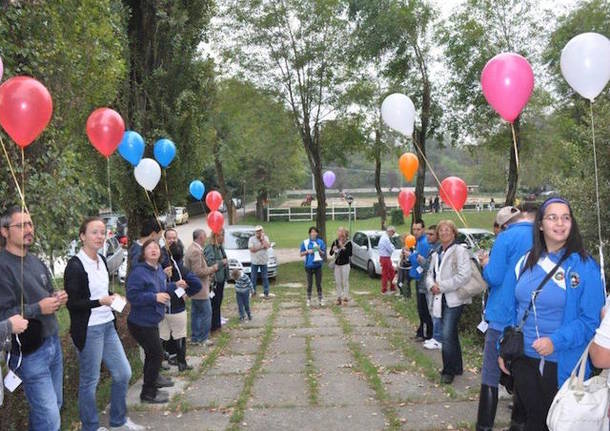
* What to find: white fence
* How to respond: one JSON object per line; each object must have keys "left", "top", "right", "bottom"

{"left": 267, "top": 205, "right": 359, "bottom": 222}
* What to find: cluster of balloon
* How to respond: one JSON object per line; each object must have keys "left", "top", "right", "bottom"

{"left": 381, "top": 93, "right": 415, "bottom": 137}
{"left": 481, "top": 53, "right": 534, "bottom": 124}
{"left": 404, "top": 234, "right": 416, "bottom": 249}
{"left": 205, "top": 190, "right": 224, "bottom": 233}
{"left": 560, "top": 32, "right": 610, "bottom": 102}
{"left": 323, "top": 170, "right": 336, "bottom": 188}
{"left": 118, "top": 131, "right": 145, "bottom": 166}
{"left": 86, "top": 108, "right": 125, "bottom": 158}
{"left": 0, "top": 76, "right": 53, "bottom": 149}
{"left": 439, "top": 177, "right": 468, "bottom": 212}
{"left": 189, "top": 180, "right": 205, "bottom": 200}
{"left": 398, "top": 152, "right": 418, "bottom": 182}
{"left": 397, "top": 189, "right": 416, "bottom": 216}
{"left": 154, "top": 138, "right": 176, "bottom": 168}
{"left": 134, "top": 158, "right": 161, "bottom": 191}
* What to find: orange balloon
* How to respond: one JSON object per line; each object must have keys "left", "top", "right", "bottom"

{"left": 398, "top": 153, "right": 418, "bottom": 181}
{"left": 404, "top": 234, "right": 416, "bottom": 248}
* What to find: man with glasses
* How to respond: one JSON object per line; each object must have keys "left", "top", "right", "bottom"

{"left": 0, "top": 207, "right": 68, "bottom": 430}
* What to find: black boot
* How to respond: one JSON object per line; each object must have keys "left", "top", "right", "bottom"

{"left": 177, "top": 338, "right": 192, "bottom": 372}
{"left": 475, "top": 384, "right": 498, "bottom": 431}
{"left": 508, "top": 389, "right": 526, "bottom": 431}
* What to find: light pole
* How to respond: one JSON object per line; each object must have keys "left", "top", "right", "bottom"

{"left": 346, "top": 194, "right": 354, "bottom": 235}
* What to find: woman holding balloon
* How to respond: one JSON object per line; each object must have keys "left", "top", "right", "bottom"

{"left": 204, "top": 229, "right": 229, "bottom": 332}
{"left": 329, "top": 227, "right": 352, "bottom": 305}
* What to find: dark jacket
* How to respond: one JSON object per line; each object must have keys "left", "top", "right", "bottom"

{"left": 167, "top": 258, "right": 202, "bottom": 314}
{"left": 329, "top": 239, "right": 352, "bottom": 266}
{"left": 127, "top": 262, "right": 176, "bottom": 327}
{"left": 64, "top": 254, "right": 117, "bottom": 351}
{"left": 204, "top": 243, "right": 229, "bottom": 284}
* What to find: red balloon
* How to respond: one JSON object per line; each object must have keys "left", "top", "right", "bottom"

{"left": 0, "top": 76, "right": 53, "bottom": 148}
{"left": 439, "top": 177, "right": 468, "bottom": 211}
{"left": 397, "top": 189, "right": 416, "bottom": 216}
{"left": 205, "top": 191, "right": 223, "bottom": 211}
{"left": 207, "top": 210, "right": 224, "bottom": 234}
{"left": 86, "top": 108, "right": 125, "bottom": 158}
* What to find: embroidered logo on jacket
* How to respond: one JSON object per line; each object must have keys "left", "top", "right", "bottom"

{"left": 570, "top": 273, "right": 580, "bottom": 288}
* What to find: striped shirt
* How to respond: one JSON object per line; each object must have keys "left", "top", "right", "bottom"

{"left": 234, "top": 274, "right": 253, "bottom": 293}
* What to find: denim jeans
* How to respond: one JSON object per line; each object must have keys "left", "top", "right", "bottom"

{"left": 77, "top": 321, "right": 131, "bottom": 430}
{"left": 11, "top": 335, "right": 63, "bottom": 431}
{"left": 191, "top": 298, "right": 212, "bottom": 343}
{"left": 236, "top": 291, "right": 251, "bottom": 319}
{"left": 481, "top": 328, "right": 502, "bottom": 387}
{"left": 250, "top": 264, "right": 269, "bottom": 295}
{"left": 432, "top": 316, "right": 443, "bottom": 343}
{"left": 441, "top": 296, "right": 464, "bottom": 376}
{"left": 305, "top": 267, "right": 322, "bottom": 299}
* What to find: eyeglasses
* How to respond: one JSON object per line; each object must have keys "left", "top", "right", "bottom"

{"left": 7, "top": 221, "right": 34, "bottom": 229}
{"left": 543, "top": 214, "right": 572, "bottom": 223}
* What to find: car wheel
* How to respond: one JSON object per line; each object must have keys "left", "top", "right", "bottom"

{"left": 367, "top": 260, "right": 376, "bottom": 278}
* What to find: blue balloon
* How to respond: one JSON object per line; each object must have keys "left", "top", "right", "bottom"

{"left": 189, "top": 180, "right": 205, "bottom": 200}
{"left": 118, "top": 131, "right": 145, "bottom": 166}
{"left": 154, "top": 138, "right": 176, "bottom": 168}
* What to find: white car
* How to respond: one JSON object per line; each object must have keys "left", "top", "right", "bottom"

{"left": 350, "top": 230, "right": 402, "bottom": 278}
{"left": 456, "top": 228, "right": 495, "bottom": 251}
{"left": 224, "top": 225, "right": 278, "bottom": 281}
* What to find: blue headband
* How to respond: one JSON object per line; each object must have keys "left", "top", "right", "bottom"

{"left": 541, "top": 197, "right": 570, "bottom": 213}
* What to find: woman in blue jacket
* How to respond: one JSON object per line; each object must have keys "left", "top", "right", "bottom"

{"left": 499, "top": 197, "right": 604, "bottom": 431}
{"left": 127, "top": 239, "right": 182, "bottom": 404}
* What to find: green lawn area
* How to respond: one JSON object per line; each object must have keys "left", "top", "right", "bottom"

{"left": 240, "top": 211, "right": 498, "bottom": 248}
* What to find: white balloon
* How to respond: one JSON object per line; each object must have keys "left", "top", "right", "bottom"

{"left": 134, "top": 158, "right": 161, "bottom": 191}
{"left": 560, "top": 32, "right": 610, "bottom": 101}
{"left": 381, "top": 93, "right": 416, "bottom": 137}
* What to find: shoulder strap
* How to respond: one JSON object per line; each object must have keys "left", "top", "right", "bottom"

{"left": 304, "top": 239, "right": 310, "bottom": 249}
{"left": 517, "top": 253, "right": 569, "bottom": 330}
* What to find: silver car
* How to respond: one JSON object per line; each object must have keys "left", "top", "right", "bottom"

{"left": 456, "top": 228, "right": 495, "bottom": 251}
{"left": 350, "top": 230, "right": 402, "bottom": 278}
{"left": 224, "top": 225, "right": 278, "bottom": 281}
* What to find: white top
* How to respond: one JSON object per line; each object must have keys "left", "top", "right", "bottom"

{"left": 77, "top": 250, "right": 114, "bottom": 326}
{"left": 594, "top": 304, "right": 610, "bottom": 349}
{"left": 248, "top": 235, "right": 269, "bottom": 265}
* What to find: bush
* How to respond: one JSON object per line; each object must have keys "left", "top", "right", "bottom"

{"left": 390, "top": 209, "right": 404, "bottom": 225}
{"left": 458, "top": 293, "right": 485, "bottom": 348}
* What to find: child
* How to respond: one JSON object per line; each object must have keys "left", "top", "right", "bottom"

{"left": 232, "top": 268, "right": 253, "bottom": 321}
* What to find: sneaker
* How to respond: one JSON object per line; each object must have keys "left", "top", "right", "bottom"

{"left": 248, "top": 314, "right": 252, "bottom": 320}
{"left": 423, "top": 339, "right": 442, "bottom": 350}
{"left": 319, "top": 298, "right": 325, "bottom": 307}
{"left": 342, "top": 297, "right": 349, "bottom": 304}
{"left": 221, "top": 317, "right": 228, "bottom": 325}
{"left": 336, "top": 298, "right": 342, "bottom": 305}
{"left": 306, "top": 298, "right": 311, "bottom": 307}
{"left": 267, "top": 293, "right": 276, "bottom": 297}
{"left": 110, "top": 417, "right": 145, "bottom": 430}
{"left": 204, "top": 339, "right": 214, "bottom": 347}
{"left": 140, "top": 390, "right": 169, "bottom": 404}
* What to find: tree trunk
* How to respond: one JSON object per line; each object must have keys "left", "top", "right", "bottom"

{"left": 256, "top": 191, "right": 267, "bottom": 221}
{"left": 374, "top": 127, "right": 387, "bottom": 230}
{"left": 213, "top": 134, "right": 234, "bottom": 225}
{"left": 505, "top": 117, "right": 521, "bottom": 206}
{"left": 311, "top": 151, "right": 327, "bottom": 242}
{"left": 413, "top": 128, "right": 427, "bottom": 223}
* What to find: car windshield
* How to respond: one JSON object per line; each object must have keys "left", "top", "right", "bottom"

{"left": 369, "top": 235, "right": 380, "bottom": 248}
{"left": 225, "top": 231, "right": 254, "bottom": 250}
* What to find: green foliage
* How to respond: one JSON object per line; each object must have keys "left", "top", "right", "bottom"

{"left": 0, "top": 0, "right": 127, "bottom": 261}
{"left": 390, "top": 208, "right": 404, "bottom": 226}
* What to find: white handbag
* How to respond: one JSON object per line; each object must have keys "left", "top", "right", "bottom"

{"left": 547, "top": 342, "right": 610, "bottom": 431}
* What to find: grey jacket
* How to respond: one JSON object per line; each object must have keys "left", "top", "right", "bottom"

{"left": 425, "top": 243, "right": 472, "bottom": 307}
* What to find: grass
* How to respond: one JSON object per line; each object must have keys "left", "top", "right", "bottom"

{"left": 240, "top": 211, "right": 497, "bottom": 248}
{"left": 304, "top": 336, "right": 320, "bottom": 405}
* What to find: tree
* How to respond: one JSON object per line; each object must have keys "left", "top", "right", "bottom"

{"left": 212, "top": 79, "right": 307, "bottom": 221}
{"left": 0, "top": 0, "right": 127, "bottom": 273}
{"left": 348, "top": 0, "right": 441, "bottom": 222}
{"left": 217, "top": 0, "right": 352, "bottom": 241}
{"left": 118, "top": 0, "right": 215, "bottom": 239}
{"left": 439, "top": 0, "right": 550, "bottom": 205}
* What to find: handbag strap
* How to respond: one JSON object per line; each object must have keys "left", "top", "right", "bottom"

{"left": 517, "top": 253, "right": 569, "bottom": 331}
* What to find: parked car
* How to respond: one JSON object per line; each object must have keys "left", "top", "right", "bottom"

{"left": 158, "top": 206, "right": 176, "bottom": 228}
{"left": 350, "top": 230, "right": 402, "bottom": 278}
{"left": 174, "top": 206, "right": 189, "bottom": 225}
{"left": 223, "top": 225, "right": 278, "bottom": 281}
{"left": 456, "top": 228, "right": 495, "bottom": 251}
{"left": 99, "top": 212, "right": 128, "bottom": 240}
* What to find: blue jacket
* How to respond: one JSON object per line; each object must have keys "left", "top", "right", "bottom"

{"left": 514, "top": 251, "right": 605, "bottom": 387}
{"left": 167, "top": 259, "right": 202, "bottom": 314}
{"left": 300, "top": 238, "right": 326, "bottom": 269}
{"left": 483, "top": 221, "right": 533, "bottom": 331}
{"left": 127, "top": 262, "right": 176, "bottom": 327}
{"left": 415, "top": 235, "right": 431, "bottom": 291}
{"left": 407, "top": 250, "right": 423, "bottom": 280}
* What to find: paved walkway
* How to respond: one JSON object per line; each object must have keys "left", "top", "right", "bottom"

{"left": 114, "top": 286, "right": 510, "bottom": 430}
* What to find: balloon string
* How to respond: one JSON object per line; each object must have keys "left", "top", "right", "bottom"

{"left": 409, "top": 135, "right": 469, "bottom": 228}
{"left": 107, "top": 158, "right": 112, "bottom": 212}
{"left": 0, "top": 135, "right": 28, "bottom": 212}
{"left": 20, "top": 148, "right": 25, "bottom": 316}
{"left": 163, "top": 170, "right": 171, "bottom": 212}
{"left": 144, "top": 189, "right": 174, "bottom": 261}
{"left": 511, "top": 123, "right": 519, "bottom": 170}
{"left": 589, "top": 101, "right": 606, "bottom": 291}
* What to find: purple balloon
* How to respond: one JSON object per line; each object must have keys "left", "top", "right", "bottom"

{"left": 323, "top": 170, "right": 336, "bottom": 188}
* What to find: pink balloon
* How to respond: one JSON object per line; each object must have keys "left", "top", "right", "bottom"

{"left": 481, "top": 53, "right": 534, "bottom": 123}
{"left": 0, "top": 57, "right": 3, "bottom": 82}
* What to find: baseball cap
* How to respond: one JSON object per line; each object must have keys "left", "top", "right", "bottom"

{"left": 495, "top": 206, "right": 521, "bottom": 227}
{"left": 254, "top": 225, "right": 263, "bottom": 231}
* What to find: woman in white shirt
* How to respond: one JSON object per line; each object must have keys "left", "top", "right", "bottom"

{"left": 65, "top": 217, "right": 142, "bottom": 431}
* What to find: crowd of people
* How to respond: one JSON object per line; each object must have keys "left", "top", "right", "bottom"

{"left": 0, "top": 195, "right": 606, "bottom": 431}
